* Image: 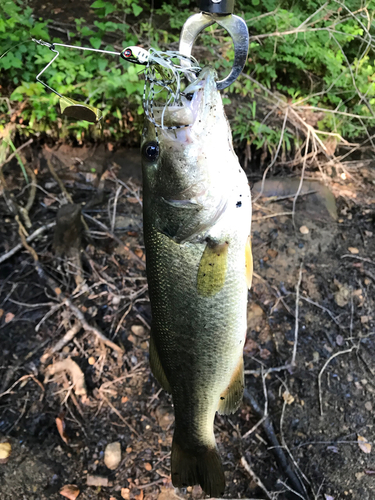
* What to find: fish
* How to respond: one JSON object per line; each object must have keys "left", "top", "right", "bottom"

{"left": 141, "top": 67, "right": 252, "bottom": 497}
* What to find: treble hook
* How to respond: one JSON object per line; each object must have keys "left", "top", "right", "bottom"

{"left": 179, "top": 0, "right": 249, "bottom": 90}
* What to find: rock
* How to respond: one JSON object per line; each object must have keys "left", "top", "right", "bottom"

{"left": 104, "top": 442, "right": 121, "bottom": 470}
{"left": 131, "top": 325, "right": 146, "bottom": 336}
{"left": 87, "top": 475, "right": 109, "bottom": 487}
{"left": 155, "top": 405, "right": 174, "bottom": 430}
{"left": 0, "top": 442, "right": 11, "bottom": 464}
{"left": 299, "top": 225, "right": 309, "bottom": 234}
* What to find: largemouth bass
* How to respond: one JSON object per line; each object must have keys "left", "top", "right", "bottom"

{"left": 141, "top": 67, "right": 252, "bottom": 496}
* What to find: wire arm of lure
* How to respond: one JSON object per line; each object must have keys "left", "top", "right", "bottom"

{"left": 35, "top": 45, "right": 62, "bottom": 98}
{"left": 32, "top": 38, "right": 106, "bottom": 123}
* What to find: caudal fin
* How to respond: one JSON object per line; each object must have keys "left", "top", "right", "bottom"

{"left": 171, "top": 437, "right": 225, "bottom": 497}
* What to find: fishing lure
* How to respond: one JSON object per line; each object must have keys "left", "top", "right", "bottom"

{"left": 32, "top": 39, "right": 201, "bottom": 129}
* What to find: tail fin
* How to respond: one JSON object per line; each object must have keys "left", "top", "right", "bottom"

{"left": 171, "top": 437, "right": 225, "bottom": 497}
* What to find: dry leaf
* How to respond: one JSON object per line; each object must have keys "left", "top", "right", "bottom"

{"left": 46, "top": 358, "right": 87, "bottom": 397}
{"left": 282, "top": 391, "right": 295, "bottom": 405}
{"left": 134, "top": 490, "right": 144, "bottom": 500}
{"left": 5, "top": 312, "right": 14, "bottom": 323}
{"left": 0, "top": 442, "right": 11, "bottom": 464}
{"left": 144, "top": 462, "right": 152, "bottom": 471}
{"left": 348, "top": 247, "right": 359, "bottom": 254}
{"left": 56, "top": 415, "right": 69, "bottom": 444}
{"left": 358, "top": 435, "right": 372, "bottom": 454}
{"left": 104, "top": 442, "right": 121, "bottom": 470}
{"left": 60, "top": 484, "right": 80, "bottom": 500}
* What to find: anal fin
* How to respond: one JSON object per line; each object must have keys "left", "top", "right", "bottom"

{"left": 149, "top": 333, "right": 171, "bottom": 393}
{"left": 218, "top": 356, "right": 244, "bottom": 415}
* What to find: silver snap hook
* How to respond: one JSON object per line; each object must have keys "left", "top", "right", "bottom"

{"left": 179, "top": 11, "right": 249, "bottom": 90}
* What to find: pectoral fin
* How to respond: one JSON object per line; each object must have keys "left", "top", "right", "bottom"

{"left": 197, "top": 241, "right": 229, "bottom": 297}
{"left": 149, "top": 333, "right": 171, "bottom": 393}
{"left": 218, "top": 356, "right": 244, "bottom": 415}
{"left": 245, "top": 235, "right": 253, "bottom": 289}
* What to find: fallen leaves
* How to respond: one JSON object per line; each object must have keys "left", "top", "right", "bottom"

{"left": 358, "top": 435, "right": 372, "bottom": 454}
{"left": 0, "top": 442, "right": 11, "bottom": 464}
{"left": 56, "top": 414, "right": 69, "bottom": 445}
{"left": 60, "top": 484, "right": 80, "bottom": 500}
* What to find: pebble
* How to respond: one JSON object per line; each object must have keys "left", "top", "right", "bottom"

{"left": 131, "top": 325, "right": 146, "bottom": 336}
{"left": 104, "top": 442, "right": 121, "bottom": 470}
{"left": 299, "top": 225, "right": 309, "bottom": 234}
{"left": 365, "top": 402, "right": 372, "bottom": 411}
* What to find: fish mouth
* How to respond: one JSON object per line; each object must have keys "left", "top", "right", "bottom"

{"left": 152, "top": 67, "right": 220, "bottom": 132}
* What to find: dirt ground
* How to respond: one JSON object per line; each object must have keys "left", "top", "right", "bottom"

{"left": 1, "top": 141, "right": 375, "bottom": 500}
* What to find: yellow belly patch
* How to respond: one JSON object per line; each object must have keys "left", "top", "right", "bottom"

{"left": 197, "top": 241, "right": 229, "bottom": 297}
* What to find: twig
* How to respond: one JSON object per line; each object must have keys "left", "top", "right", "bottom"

{"left": 46, "top": 157, "right": 73, "bottom": 204}
{"left": 0, "top": 222, "right": 56, "bottom": 264}
{"left": 241, "top": 457, "right": 273, "bottom": 500}
{"left": 318, "top": 345, "right": 358, "bottom": 416}
{"left": 100, "top": 392, "right": 139, "bottom": 436}
{"left": 278, "top": 391, "right": 310, "bottom": 496}
{"left": 252, "top": 108, "right": 289, "bottom": 204}
{"left": 83, "top": 213, "right": 146, "bottom": 268}
{"left": 0, "top": 138, "right": 33, "bottom": 170}
{"left": 110, "top": 185, "right": 122, "bottom": 233}
{"left": 40, "top": 321, "right": 82, "bottom": 364}
{"left": 277, "top": 480, "right": 306, "bottom": 500}
{"left": 341, "top": 254, "right": 375, "bottom": 265}
{"left": 60, "top": 297, "right": 123, "bottom": 354}
{"left": 243, "top": 388, "right": 306, "bottom": 497}
{"left": 299, "top": 296, "right": 344, "bottom": 329}
{"left": 291, "top": 264, "right": 303, "bottom": 367}
{"left": 252, "top": 211, "right": 294, "bottom": 221}
{"left": 292, "top": 129, "right": 310, "bottom": 231}
{"left": 0, "top": 374, "right": 44, "bottom": 400}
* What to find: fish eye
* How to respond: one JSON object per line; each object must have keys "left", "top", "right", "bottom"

{"left": 142, "top": 141, "right": 159, "bottom": 161}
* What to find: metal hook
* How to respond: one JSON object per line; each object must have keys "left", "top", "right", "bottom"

{"left": 179, "top": 11, "right": 249, "bottom": 90}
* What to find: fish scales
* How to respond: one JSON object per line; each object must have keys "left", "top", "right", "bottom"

{"left": 141, "top": 67, "right": 252, "bottom": 496}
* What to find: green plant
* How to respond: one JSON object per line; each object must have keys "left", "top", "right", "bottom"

{"left": 1, "top": 0, "right": 375, "bottom": 151}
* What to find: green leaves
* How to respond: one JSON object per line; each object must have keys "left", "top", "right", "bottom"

{"left": 132, "top": 4, "right": 143, "bottom": 16}
{"left": 89, "top": 37, "right": 102, "bottom": 49}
